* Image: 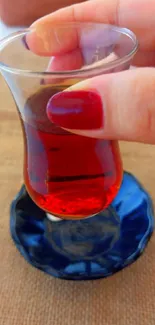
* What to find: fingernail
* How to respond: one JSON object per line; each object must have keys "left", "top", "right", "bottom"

{"left": 22, "top": 35, "right": 29, "bottom": 50}
{"left": 46, "top": 90, "right": 104, "bottom": 130}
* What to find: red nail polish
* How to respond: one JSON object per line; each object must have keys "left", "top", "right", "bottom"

{"left": 46, "top": 90, "right": 104, "bottom": 130}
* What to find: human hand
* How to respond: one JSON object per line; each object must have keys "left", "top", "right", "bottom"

{"left": 25, "top": 0, "right": 155, "bottom": 144}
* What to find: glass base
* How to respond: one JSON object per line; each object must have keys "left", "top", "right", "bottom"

{"left": 10, "top": 172, "right": 154, "bottom": 280}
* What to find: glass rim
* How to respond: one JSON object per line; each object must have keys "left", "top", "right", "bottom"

{"left": 0, "top": 24, "right": 139, "bottom": 77}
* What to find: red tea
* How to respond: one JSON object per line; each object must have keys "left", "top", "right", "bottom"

{"left": 21, "top": 87, "right": 122, "bottom": 219}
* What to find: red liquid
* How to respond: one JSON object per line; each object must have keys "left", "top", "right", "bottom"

{"left": 21, "top": 87, "right": 122, "bottom": 219}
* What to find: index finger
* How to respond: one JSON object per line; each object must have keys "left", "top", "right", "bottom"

{"left": 26, "top": 0, "right": 155, "bottom": 56}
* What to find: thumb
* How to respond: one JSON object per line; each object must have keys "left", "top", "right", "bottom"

{"left": 46, "top": 68, "right": 155, "bottom": 144}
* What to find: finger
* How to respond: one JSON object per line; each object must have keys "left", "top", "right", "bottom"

{"left": 131, "top": 51, "right": 155, "bottom": 67}
{"left": 26, "top": 0, "right": 155, "bottom": 61}
{"left": 47, "top": 49, "right": 83, "bottom": 71}
{"left": 40, "top": 49, "right": 83, "bottom": 85}
{"left": 46, "top": 68, "right": 155, "bottom": 144}
{"left": 27, "top": 24, "right": 78, "bottom": 56}
{"left": 26, "top": 20, "right": 118, "bottom": 61}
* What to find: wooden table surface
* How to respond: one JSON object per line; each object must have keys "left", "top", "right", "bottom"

{"left": 0, "top": 73, "right": 155, "bottom": 325}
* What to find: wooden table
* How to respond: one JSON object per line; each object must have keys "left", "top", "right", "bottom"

{"left": 0, "top": 74, "right": 155, "bottom": 325}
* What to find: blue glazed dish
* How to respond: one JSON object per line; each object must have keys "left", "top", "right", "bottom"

{"left": 10, "top": 172, "right": 154, "bottom": 280}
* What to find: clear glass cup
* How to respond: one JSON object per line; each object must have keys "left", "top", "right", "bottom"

{"left": 0, "top": 23, "right": 138, "bottom": 220}
{"left": 1, "top": 23, "right": 153, "bottom": 280}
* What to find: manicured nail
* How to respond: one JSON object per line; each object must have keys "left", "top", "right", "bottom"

{"left": 22, "top": 35, "right": 29, "bottom": 50}
{"left": 46, "top": 90, "right": 104, "bottom": 130}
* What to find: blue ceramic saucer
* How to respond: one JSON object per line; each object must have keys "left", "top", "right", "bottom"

{"left": 10, "top": 172, "right": 154, "bottom": 280}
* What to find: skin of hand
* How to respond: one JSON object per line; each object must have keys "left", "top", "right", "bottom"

{"left": 25, "top": 0, "right": 155, "bottom": 144}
